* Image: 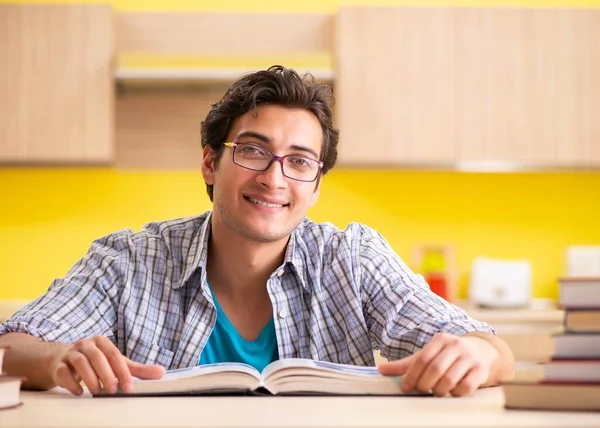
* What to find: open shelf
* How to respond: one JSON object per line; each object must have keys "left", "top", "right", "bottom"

{"left": 115, "top": 66, "right": 335, "bottom": 87}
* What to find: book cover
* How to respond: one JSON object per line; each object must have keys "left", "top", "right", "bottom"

{"left": 0, "top": 347, "right": 25, "bottom": 410}
{"left": 553, "top": 333, "right": 600, "bottom": 359}
{"left": 558, "top": 277, "right": 600, "bottom": 309}
{"left": 542, "top": 359, "right": 600, "bottom": 383}
{"left": 502, "top": 381, "right": 600, "bottom": 411}
{"left": 0, "top": 375, "right": 23, "bottom": 410}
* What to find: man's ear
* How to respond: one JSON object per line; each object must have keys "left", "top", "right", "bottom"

{"left": 201, "top": 145, "right": 216, "bottom": 185}
{"left": 309, "top": 174, "right": 322, "bottom": 208}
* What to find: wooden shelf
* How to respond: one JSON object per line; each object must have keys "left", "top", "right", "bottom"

{"left": 115, "top": 67, "right": 335, "bottom": 87}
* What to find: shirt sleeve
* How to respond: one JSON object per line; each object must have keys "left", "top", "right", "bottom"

{"left": 0, "top": 229, "right": 133, "bottom": 344}
{"left": 357, "top": 226, "right": 495, "bottom": 361}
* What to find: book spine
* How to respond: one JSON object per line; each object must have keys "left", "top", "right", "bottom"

{"left": 563, "top": 308, "right": 600, "bottom": 333}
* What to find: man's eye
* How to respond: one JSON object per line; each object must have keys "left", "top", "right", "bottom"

{"left": 287, "top": 157, "right": 313, "bottom": 169}
{"left": 290, "top": 157, "right": 308, "bottom": 166}
{"left": 239, "top": 145, "right": 266, "bottom": 156}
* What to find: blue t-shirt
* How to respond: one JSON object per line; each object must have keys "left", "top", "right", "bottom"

{"left": 199, "top": 283, "right": 279, "bottom": 372}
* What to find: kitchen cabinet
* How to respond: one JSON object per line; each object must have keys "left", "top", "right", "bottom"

{"left": 335, "top": 7, "right": 600, "bottom": 168}
{"left": 112, "top": 11, "right": 333, "bottom": 169}
{"left": 0, "top": 5, "right": 114, "bottom": 163}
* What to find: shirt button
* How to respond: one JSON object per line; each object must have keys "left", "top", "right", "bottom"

{"left": 278, "top": 309, "right": 288, "bottom": 318}
{"left": 276, "top": 269, "right": 284, "bottom": 277}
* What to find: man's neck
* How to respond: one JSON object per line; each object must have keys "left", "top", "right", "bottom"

{"left": 206, "top": 219, "right": 288, "bottom": 299}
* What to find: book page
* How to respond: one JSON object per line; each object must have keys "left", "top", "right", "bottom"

{"left": 262, "top": 358, "right": 383, "bottom": 380}
{"left": 157, "top": 362, "right": 261, "bottom": 382}
{"left": 261, "top": 359, "right": 408, "bottom": 395}
{"left": 119, "top": 363, "right": 262, "bottom": 395}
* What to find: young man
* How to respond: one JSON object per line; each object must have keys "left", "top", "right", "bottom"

{"left": 0, "top": 66, "right": 514, "bottom": 397}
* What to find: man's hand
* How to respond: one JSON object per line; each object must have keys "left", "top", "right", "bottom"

{"left": 50, "top": 336, "right": 165, "bottom": 396}
{"left": 378, "top": 332, "right": 508, "bottom": 397}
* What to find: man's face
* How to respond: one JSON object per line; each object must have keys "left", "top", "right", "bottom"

{"left": 202, "top": 104, "right": 323, "bottom": 244}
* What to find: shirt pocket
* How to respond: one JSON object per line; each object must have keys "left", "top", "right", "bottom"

{"left": 125, "top": 335, "right": 175, "bottom": 369}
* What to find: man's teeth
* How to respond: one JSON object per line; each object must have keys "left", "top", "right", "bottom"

{"left": 248, "top": 197, "right": 285, "bottom": 208}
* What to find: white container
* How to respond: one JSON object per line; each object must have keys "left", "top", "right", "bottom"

{"left": 469, "top": 257, "right": 532, "bottom": 308}
{"left": 566, "top": 246, "right": 600, "bottom": 277}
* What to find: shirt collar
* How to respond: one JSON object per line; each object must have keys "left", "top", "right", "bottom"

{"left": 175, "top": 211, "right": 212, "bottom": 290}
{"left": 283, "top": 220, "right": 310, "bottom": 292}
{"left": 175, "top": 211, "right": 310, "bottom": 292}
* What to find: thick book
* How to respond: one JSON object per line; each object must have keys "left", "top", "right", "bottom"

{"left": 0, "top": 375, "right": 23, "bottom": 410}
{"left": 503, "top": 381, "right": 600, "bottom": 411}
{"left": 553, "top": 333, "right": 600, "bottom": 359}
{"left": 565, "top": 310, "right": 600, "bottom": 333}
{"left": 97, "top": 358, "right": 416, "bottom": 397}
{"left": 558, "top": 277, "right": 600, "bottom": 309}
{"left": 543, "top": 359, "right": 600, "bottom": 383}
{"left": 0, "top": 347, "right": 25, "bottom": 410}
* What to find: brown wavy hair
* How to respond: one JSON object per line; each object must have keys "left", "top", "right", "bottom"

{"left": 200, "top": 65, "right": 339, "bottom": 201}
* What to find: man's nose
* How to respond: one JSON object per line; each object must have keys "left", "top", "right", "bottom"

{"left": 257, "top": 158, "right": 288, "bottom": 189}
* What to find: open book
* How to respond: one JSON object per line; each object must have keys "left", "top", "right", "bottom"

{"left": 98, "top": 358, "right": 415, "bottom": 396}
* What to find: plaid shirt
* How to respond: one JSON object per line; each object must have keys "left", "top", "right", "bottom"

{"left": 0, "top": 212, "right": 493, "bottom": 369}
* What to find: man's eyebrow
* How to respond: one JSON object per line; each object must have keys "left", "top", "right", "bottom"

{"left": 236, "top": 131, "right": 320, "bottom": 159}
{"left": 236, "top": 131, "right": 271, "bottom": 144}
{"left": 289, "top": 144, "right": 319, "bottom": 160}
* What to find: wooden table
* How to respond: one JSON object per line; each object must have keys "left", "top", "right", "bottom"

{"left": 1, "top": 387, "right": 599, "bottom": 427}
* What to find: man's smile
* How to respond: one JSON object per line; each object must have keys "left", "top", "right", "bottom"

{"left": 244, "top": 195, "right": 290, "bottom": 209}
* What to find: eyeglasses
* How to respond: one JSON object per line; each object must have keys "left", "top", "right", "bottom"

{"left": 223, "top": 142, "right": 323, "bottom": 182}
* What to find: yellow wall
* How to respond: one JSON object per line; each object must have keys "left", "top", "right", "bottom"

{"left": 1, "top": 169, "right": 599, "bottom": 300}
{"left": 1, "top": 0, "right": 600, "bottom": 302}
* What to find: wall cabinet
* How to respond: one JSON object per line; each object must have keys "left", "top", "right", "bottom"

{"left": 335, "top": 7, "right": 600, "bottom": 168}
{"left": 0, "top": 5, "right": 114, "bottom": 163}
{"left": 2, "top": 5, "right": 599, "bottom": 168}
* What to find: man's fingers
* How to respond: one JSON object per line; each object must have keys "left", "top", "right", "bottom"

{"left": 414, "top": 350, "right": 460, "bottom": 393}
{"left": 400, "top": 338, "right": 446, "bottom": 393}
{"left": 431, "top": 356, "right": 471, "bottom": 397}
{"left": 450, "top": 364, "right": 488, "bottom": 397}
{"left": 96, "top": 339, "right": 132, "bottom": 393}
{"left": 66, "top": 351, "right": 102, "bottom": 394}
{"left": 53, "top": 362, "right": 83, "bottom": 396}
{"left": 126, "top": 358, "right": 166, "bottom": 381}
{"left": 377, "top": 353, "right": 416, "bottom": 377}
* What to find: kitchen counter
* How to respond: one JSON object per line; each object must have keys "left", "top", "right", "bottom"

{"left": 453, "top": 299, "right": 564, "bottom": 362}
{"left": 455, "top": 299, "right": 564, "bottom": 326}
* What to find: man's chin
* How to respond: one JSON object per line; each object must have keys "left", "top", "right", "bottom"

{"left": 244, "top": 230, "right": 289, "bottom": 244}
{"left": 239, "top": 224, "right": 291, "bottom": 244}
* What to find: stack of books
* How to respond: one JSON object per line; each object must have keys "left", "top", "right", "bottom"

{"left": 503, "top": 277, "right": 600, "bottom": 411}
{"left": 0, "top": 347, "right": 24, "bottom": 410}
